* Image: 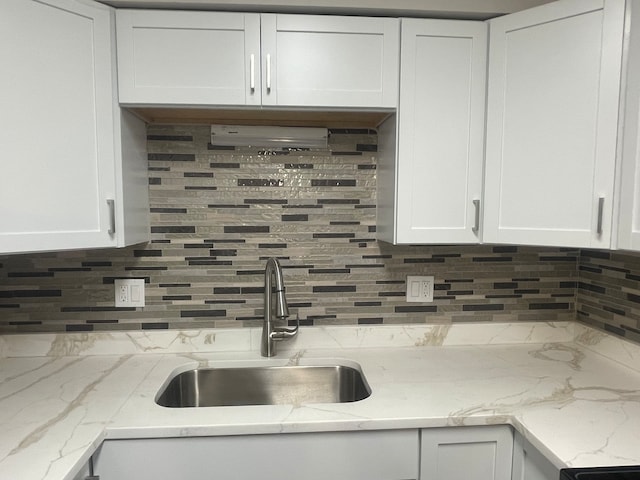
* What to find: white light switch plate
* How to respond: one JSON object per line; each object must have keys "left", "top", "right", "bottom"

{"left": 115, "top": 278, "right": 145, "bottom": 307}
{"left": 406, "top": 275, "right": 434, "bottom": 303}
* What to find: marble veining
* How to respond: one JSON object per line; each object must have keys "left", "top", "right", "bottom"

{"left": 530, "top": 343, "right": 586, "bottom": 371}
{"left": 1, "top": 321, "right": 640, "bottom": 480}
{"left": 413, "top": 324, "right": 451, "bottom": 346}
{"left": 0, "top": 321, "right": 578, "bottom": 358}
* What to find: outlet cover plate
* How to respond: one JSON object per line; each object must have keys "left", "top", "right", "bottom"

{"left": 115, "top": 278, "right": 145, "bottom": 307}
{"left": 406, "top": 275, "right": 434, "bottom": 303}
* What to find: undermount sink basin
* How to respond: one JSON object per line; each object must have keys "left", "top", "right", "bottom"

{"left": 155, "top": 363, "right": 371, "bottom": 407}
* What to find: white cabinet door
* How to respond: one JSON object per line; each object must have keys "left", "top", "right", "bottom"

{"left": 420, "top": 426, "right": 513, "bottom": 480}
{"left": 116, "top": 10, "right": 261, "bottom": 106}
{"left": 484, "top": 0, "right": 625, "bottom": 248}
{"left": 93, "top": 430, "right": 419, "bottom": 480}
{"left": 0, "top": 0, "right": 149, "bottom": 255}
{"left": 378, "top": 19, "right": 486, "bottom": 244}
{"left": 616, "top": 2, "right": 640, "bottom": 251}
{"left": 260, "top": 14, "right": 399, "bottom": 108}
{"left": 617, "top": 103, "right": 640, "bottom": 251}
{"left": 0, "top": 0, "right": 118, "bottom": 254}
{"left": 511, "top": 431, "right": 560, "bottom": 480}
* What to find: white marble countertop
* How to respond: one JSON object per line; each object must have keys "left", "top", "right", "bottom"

{"left": 2, "top": 321, "right": 640, "bottom": 480}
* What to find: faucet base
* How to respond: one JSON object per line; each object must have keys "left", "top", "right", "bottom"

{"left": 261, "top": 315, "right": 299, "bottom": 357}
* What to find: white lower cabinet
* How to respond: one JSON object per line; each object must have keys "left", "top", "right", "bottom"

{"left": 91, "top": 427, "right": 517, "bottom": 480}
{"left": 72, "top": 460, "right": 91, "bottom": 480}
{"left": 92, "top": 430, "right": 420, "bottom": 480}
{"left": 420, "top": 426, "right": 514, "bottom": 480}
{"left": 511, "top": 431, "right": 560, "bottom": 480}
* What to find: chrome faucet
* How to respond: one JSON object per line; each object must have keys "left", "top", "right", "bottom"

{"left": 261, "top": 257, "right": 298, "bottom": 357}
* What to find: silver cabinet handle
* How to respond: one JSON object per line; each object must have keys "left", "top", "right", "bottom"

{"left": 472, "top": 199, "right": 480, "bottom": 234}
{"left": 107, "top": 199, "right": 116, "bottom": 235}
{"left": 250, "top": 54, "right": 255, "bottom": 92}
{"left": 596, "top": 196, "right": 605, "bottom": 235}
{"left": 266, "top": 53, "right": 272, "bottom": 92}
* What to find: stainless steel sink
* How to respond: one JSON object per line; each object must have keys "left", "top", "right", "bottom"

{"left": 156, "top": 364, "right": 371, "bottom": 407}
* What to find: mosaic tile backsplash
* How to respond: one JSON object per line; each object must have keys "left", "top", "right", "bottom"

{"left": 577, "top": 250, "right": 640, "bottom": 344}
{"left": 0, "top": 124, "right": 589, "bottom": 333}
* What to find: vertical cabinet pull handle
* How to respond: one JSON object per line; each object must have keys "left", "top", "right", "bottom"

{"left": 472, "top": 199, "right": 480, "bottom": 234}
{"left": 597, "top": 197, "right": 605, "bottom": 235}
{"left": 107, "top": 199, "right": 116, "bottom": 235}
{"left": 266, "top": 53, "right": 272, "bottom": 92}
{"left": 250, "top": 54, "right": 255, "bottom": 92}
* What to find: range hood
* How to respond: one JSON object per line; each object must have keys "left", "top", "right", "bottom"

{"left": 210, "top": 125, "right": 329, "bottom": 148}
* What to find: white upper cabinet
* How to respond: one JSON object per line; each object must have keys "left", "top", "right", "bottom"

{"left": 116, "top": 11, "right": 262, "bottom": 106}
{"left": 483, "top": 0, "right": 625, "bottom": 249}
{"left": 260, "top": 14, "right": 399, "bottom": 108}
{"left": 377, "top": 18, "right": 487, "bottom": 244}
{"left": 616, "top": 2, "right": 640, "bottom": 251}
{"left": 115, "top": 10, "right": 399, "bottom": 109}
{"left": 0, "top": 0, "right": 149, "bottom": 255}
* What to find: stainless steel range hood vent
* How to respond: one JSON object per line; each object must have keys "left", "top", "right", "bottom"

{"left": 210, "top": 125, "right": 328, "bottom": 148}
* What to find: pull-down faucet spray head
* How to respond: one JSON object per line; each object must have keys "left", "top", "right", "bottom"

{"left": 275, "top": 288, "right": 290, "bottom": 318}
{"left": 269, "top": 258, "right": 290, "bottom": 319}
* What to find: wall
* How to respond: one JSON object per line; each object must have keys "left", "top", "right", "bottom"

{"left": 577, "top": 249, "right": 640, "bottom": 344}
{"left": 0, "top": 125, "right": 577, "bottom": 333}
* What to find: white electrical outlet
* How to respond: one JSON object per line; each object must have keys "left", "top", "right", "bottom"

{"left": 118, "top": 284, "right": 128, "bottom": 304}
{"left": 115, "top": 279, "right": 145, "bottom": 307}
{"left": 406, "top": 275, "right": 434, "bottom": 303}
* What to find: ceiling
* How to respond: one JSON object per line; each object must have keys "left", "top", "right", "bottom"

{"left": 97, "top": 0, "right": 556, "bottom": 20}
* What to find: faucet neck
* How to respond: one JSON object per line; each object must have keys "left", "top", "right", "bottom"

{"left": 262, "top": 257, "right": 294, "bottom": 357}
{"left": 265, "top": 257, "right": 285, "bottom": 290}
